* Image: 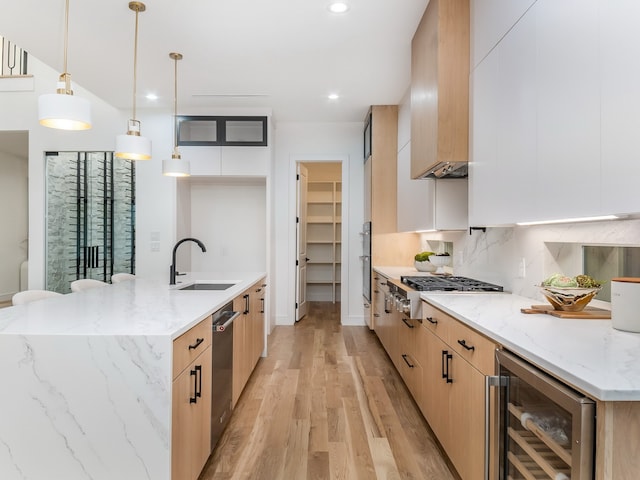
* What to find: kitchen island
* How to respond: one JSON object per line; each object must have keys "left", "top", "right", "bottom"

{"left": 0, "top": 272, "right": 265, "bottom": 480}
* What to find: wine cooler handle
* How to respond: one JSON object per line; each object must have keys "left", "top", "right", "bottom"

{"left": 485, "top": 374, "right": 508, "bottom": 480}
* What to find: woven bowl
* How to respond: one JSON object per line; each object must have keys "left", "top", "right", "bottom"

{"left": 539, "top": 286, "right": 601, "bottom": 312}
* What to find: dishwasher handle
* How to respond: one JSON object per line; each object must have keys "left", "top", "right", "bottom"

{"left": 213, "top": 311, "right": 240, "bottom": 332}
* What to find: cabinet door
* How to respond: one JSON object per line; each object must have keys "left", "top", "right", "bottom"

{"left": 421, "top": 328, "right": 450, "bottom": 447}
{"left": 251, "top": 282, "right": 266, "bottom": 367}
{"left": 471, "top": 0, "right": 536, "bottom": 68}
{"left": 172, "top": 346, "right": 212, "bottom": 480}
{"left": 180, "top": 146, "right": 222, "bottom": 176}
{"left": 397, "top": 315, "right": 423, "bottom": 402}
{"left": 232, "top": 292, "right": 250, "bottom": 407}
{"left": 535, "top": 0, "right": 601, "bottom": 220}
{"left": 220, "top": 146, "right": 268, "bottom": 176}
{"left": 447, "top": 351, "right": 486, "bottom": 480}
{"left": 600, "top": 1, "right": 640, "bottom": 215}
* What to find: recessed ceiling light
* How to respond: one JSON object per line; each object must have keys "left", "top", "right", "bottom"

{"left": 328, "top": 2, "right": 350, "bottom": 14}
{"left": 146, "top": 93, "right": 158, "bottom": 101}
{"left": 328, "top": 93, "right": 340, "bottom": 100}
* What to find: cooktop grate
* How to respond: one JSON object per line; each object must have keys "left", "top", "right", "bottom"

{"left": 401, "top": 275, "right": 504, "bottom": 292}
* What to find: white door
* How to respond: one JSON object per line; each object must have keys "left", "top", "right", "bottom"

{"left": 295, "top": 163, "right": 309, "bottom": 321}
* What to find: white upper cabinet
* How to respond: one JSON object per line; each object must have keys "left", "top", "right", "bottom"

{"left": 220, "top": 146, "right": 269, "bottom": 176}
{"left": 470, "top": 0, "right": 640, "bottom": 226}
{"left": 535, "top": 0, "right": 601, "bottom": 220}
{"left": 471, "top": 0, "right": 536, "bottom": 67}
{"left": 600, "top": 1, "right": 640, "bottom": 215}
{"left": 470, "top": 9, "right": 536, "bottom": 226}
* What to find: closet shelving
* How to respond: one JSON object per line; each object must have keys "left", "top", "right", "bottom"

{"left": 306, "top": 181, "right": 341, "bottom": 302}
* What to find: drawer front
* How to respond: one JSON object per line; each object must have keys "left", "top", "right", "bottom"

{"left": 173, "top": 317, "right": 212, "bottom": 379}
{"left": 448, "top": 318, "right": 497, "bottom": 375}
{"left": 421, "top": 301, "right": 452, "bottom": 340}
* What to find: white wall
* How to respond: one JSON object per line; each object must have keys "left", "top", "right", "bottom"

{"left": 0, "top": 140, "right": 28, "bottom": 300}
{"left": 273, "top": 122, "right": 364, "bottom": 326}
{"left": 187, "top": 178, "right": 267, "bottom": 273}
{"left": 0, "top": 55, "right": 126, "bottom": 290}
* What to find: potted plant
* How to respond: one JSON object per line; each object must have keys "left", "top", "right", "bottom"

{"left": 414, "top": 251, "right": 436, "bottom": 272}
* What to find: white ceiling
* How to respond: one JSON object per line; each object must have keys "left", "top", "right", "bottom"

{"left": 0, "top": 0, "right": 428, "bottom": 123}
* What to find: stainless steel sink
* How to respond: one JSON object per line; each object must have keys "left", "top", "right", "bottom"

{"left": 178, "top": 283, "right": 237, "bottom": 291}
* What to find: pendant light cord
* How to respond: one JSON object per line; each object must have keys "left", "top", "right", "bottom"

{"left": 132, "top": 7, "right": 139, "bottom": 121}
{"left": 173, "top": 56, "right": 178, "bottom": 148}
{"left": 63, "top": 0, "right": 69, "bottom": 74}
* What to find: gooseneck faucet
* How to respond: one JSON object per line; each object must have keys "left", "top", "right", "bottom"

{"left": 170, "top": 237, "right": 207, "bottom": 285}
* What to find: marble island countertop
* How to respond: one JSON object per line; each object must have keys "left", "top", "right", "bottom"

{"left": 0, "top": 271, "right": 265, "bottom": 338}
{"left": 0, "top": 271, "right": 265, "bottom": 480}
{"left": 373, "top": 265, "right": 640, "bottom": 402}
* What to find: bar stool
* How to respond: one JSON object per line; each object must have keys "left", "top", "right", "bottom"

{"left": 12, "top": 290, "right": 63, "bottom": 305}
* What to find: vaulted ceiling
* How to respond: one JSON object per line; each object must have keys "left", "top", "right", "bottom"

{"left": 1, "top": 0, "right": 428, "bottom": 123}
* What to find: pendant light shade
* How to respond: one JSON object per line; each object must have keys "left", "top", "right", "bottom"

{"left": 115, "top": 1, "right": 151, "bottom": 160}
{"left": 162, "top": 52, "right": 191, "bottom": 177}
{"left": 38, "top": 0, "right": 92, "bottom": 130}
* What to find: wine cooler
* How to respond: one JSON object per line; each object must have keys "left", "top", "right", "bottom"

{"left": 495, "top": 350, "right": 595, "bottom": 479}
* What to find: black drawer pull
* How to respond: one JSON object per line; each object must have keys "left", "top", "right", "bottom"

{"left": 425, "top": 316, "right": 437, "bottom": 325}
{"left": 188, "top": 337, "right": 204, "bottom": 350}
{"left": 402, "top": 354, "right": 414, "bottom": 368}
{"left": 401, "top": 318, "right": 414, "bottom": 329}
{"left": 441, "top": 350, "right": 448, "bottom": 379}
{"left": 457, "top": 339, "right": 475, "bottom": 351}
{"left": 445, "top": 353, "right": 453, "bottom": 383}
{"left": 190, "top": 368, "right": 198, "bottom": 404}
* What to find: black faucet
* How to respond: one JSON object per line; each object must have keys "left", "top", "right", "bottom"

{"left": 170, "top": 237, "right": 207, "bottom": 285}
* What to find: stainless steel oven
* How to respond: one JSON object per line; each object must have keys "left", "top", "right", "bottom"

{"left": 362, "top": 221, "right": 371, "bottom": 302}
{"left": 495, "top": 350, "right": 595, "bottom": 479}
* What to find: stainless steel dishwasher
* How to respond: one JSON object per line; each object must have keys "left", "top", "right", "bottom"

{"left": 211, "top": 301, "right": 239, "bottom": 450}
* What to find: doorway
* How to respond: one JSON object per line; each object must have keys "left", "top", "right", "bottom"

{"left": 296, "top": 161, "right": 342, "bottom": 322}
{"left": 0, "top": 130, "right": 28, "bottom": 306}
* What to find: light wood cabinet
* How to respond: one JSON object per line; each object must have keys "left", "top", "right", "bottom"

{"left": 172, "top": 317, "right": 213, "bottom": 480}
{"left": 396, "top": 313, "right": 423, "bottom": 404}
{"left": 372, "top": 272, "right": 389, "bottom": 331}
{"left": 306, "top": 181, "right": 341, "bottom": 302}
{"left": 420, "top": 300, "right": 498, "bottom": 480}
{"left": 232, "top": 277, "right": 266, "bottom": 407}
{"left": 366, "top": 105, "right": 398, "bottom": 234}
{"left": 373, "top": 279, "right": 397, "bottom": 366}
{"left": 410, "top": 0, "right": 470, "bottom": 179}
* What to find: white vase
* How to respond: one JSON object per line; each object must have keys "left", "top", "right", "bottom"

{"left": 414, "top": 260, "right": 436, "bottom": 272}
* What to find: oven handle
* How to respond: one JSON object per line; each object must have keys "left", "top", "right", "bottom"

{"left": 485, "top": 372, "right": 508, "bottom": 480}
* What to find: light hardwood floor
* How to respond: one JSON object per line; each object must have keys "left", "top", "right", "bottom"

{"left": 200, "top": 301, "right": 457, "bottom": 480}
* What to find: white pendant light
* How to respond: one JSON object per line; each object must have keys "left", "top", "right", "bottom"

{"left": 162, "top": 52, "right": 191, "bottom": 177}
{"left": 38, "top": 0, "right": 92, "bottom": 130}
{"left": 115, "top": 1, "right": 151, "bottom": 160}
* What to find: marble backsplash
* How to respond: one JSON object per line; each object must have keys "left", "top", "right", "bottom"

{"left": 421, "top": 217, "right": 640, "bottom": 303}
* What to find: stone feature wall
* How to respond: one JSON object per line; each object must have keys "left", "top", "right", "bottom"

{"left": 46, "top": 152, "right": 134, "bottom": 293}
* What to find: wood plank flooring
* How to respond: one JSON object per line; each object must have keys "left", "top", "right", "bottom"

{"left": 199, "top": 301, "right": 457, "bottom": 480}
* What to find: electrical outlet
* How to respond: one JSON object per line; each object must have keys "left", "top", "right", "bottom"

{"left": 518, "top": 258, "right": 526, "bottom": 278}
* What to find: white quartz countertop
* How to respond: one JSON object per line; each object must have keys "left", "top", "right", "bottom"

{"left": 0, "top": 271, "right": 266, "bottom": 339}
{"left": 421, "top": 292, "right": 640, "bottom": 402}
{"left": 373, "top": 266, "right": 437, "bottom": 279}
{"left": 373, "top": 265, "right": 640, "bottom": 401}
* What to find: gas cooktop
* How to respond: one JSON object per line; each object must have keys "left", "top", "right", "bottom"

{"left": 401, "top": 275, "right": 504, "bottom": 292}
